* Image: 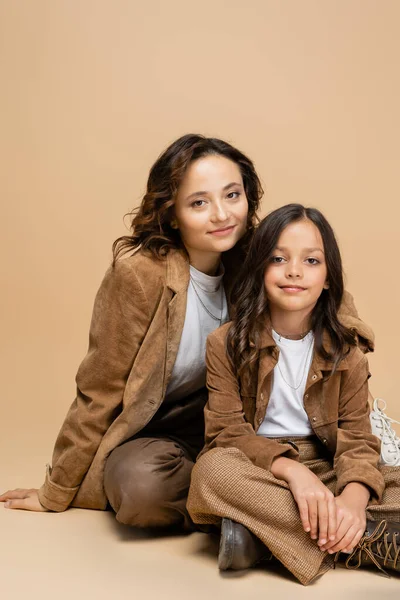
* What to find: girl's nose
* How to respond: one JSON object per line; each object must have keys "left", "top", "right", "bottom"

{"left": 286, "top": 262, "right": 302, "bottom": 278}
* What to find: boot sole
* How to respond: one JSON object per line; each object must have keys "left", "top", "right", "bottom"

{"left": 218, "top": 518, "right": 234, "bottom": 570}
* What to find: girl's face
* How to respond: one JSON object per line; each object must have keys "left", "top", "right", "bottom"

{"left": 264, "top": 219, "right": 329, "bottom": 321}
{"left": 173, "top": 155, "right": 248, "bottom": 272}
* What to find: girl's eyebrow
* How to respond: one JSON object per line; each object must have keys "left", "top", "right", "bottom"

{"left": 275, "top": 246, "right": 325, "bottom": 254}
{"left": 185, "top": 182, "right": 242, "bottom": 202}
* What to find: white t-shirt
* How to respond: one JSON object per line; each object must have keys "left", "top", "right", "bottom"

{"left": 257, "top": 330, "right": 314, "bottom": 438}
{"left": 165, "top": 265, "right": 229, "bottom": 402}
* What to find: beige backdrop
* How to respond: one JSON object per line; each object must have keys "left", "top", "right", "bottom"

{"left": 1, "top": 0, "right": 399, "bottom": 486}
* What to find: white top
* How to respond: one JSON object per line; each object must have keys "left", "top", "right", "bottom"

{"left": 257, "top": 330, "right": 314, "bottom": 438}
{"left": 165, "top": 265, "right": 229, "bottom": 402}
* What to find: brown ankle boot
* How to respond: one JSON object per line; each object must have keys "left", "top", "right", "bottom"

{"left": 336, "top": 519, "right": 400, "bottom": 576}
{"left": 218, "top": 518, "right": 273, "bottom": 570}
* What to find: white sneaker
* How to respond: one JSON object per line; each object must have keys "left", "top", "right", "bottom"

{"left": 370, "top": 398, "right": 400, "bottom": 467}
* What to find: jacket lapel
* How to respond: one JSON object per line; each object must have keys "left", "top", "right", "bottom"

{"left": 163, "top": 250, "right": 190, "bottom": 395}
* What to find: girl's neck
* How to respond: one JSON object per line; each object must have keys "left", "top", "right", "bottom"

{"left": 269, "top": 307, "right": 312, "bottom": 339}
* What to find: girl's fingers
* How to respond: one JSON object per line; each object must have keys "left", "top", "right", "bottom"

{"left": 298, "top": 499, "right": 311, "bottom": 533}
{"left": 327, "top": 496, "right": 337, "bottom": 542}
{"left": 326, "top": 522, "right": 356, "bottom": 554}
{"left": 320, "top": 508, "right": 344, "bottom": 551}
{"left": 340, "top": 528, "right": 365, "bottom": 554}
{"left": 317, "top": 496, "right": 329, "bottom": 545}
{"left": 308, "top": 496, "right": 319, "bottom": 540}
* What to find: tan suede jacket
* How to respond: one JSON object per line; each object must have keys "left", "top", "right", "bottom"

{"left": 38, "top": 247, "right": 375, "bottom": 511}
{"left": 203, "top": 322, "right": 384, "bottom": 502}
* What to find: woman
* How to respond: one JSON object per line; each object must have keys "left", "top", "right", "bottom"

{"left": 0, "top": 136, "right": 370, "bottom": 532}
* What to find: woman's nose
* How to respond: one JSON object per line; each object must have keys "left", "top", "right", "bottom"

{"left": 210, "top": 200, "right": 229, "bottom": 222}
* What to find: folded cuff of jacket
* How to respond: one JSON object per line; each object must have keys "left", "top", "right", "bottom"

{"left": 37, "top": 465, "right": 79, "bottom": 512}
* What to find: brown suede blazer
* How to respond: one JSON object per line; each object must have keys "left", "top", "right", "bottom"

{"left": 203, "top": 322, "right": 384, "bottom": 502}
{"left": 38, "top": 248, "right": 375, "bottom": 512}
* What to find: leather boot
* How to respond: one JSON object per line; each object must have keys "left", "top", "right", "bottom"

{"left": 218, "top": 518, "right": 272, "bottom": 570}
{"left": 336, "top": 519, "right": 400, "bottom": 576}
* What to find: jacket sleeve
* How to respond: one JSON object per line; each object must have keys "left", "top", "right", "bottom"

{"left": 38, "top": 260, "right": 151, "bottom": 511}
{"left": 334, "top": 352, "right": 384, "bottom": 501}
{"left": 202, "top": 331, "right": 299, "bottom": 470}
{"left": 338, "top": 290, "right": 375, "bottom": 353}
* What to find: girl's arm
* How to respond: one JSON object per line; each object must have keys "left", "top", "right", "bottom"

{"left": 203, "top": 327, "right": 299, "bottom": 470}
{"left": 334, "top": 350, "right": 384, "bottom": 502}
{"left": 338, "top": 291, "right": 375, "bottom": 353}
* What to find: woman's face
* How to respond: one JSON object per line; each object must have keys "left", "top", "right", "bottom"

{"left": 173, "top": 155, "right": 249, "bottom": 271}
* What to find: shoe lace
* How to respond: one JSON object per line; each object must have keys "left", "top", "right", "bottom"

{"left": 335, "top": 520, "right": 400, "bottom": 577}
{"left": 370, "top": 398, "right": 400, "bottom": 465}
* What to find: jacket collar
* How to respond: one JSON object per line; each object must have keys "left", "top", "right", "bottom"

{"left": 257, "top": 317, "right": 349, "bottom": 372}
{"left": 166, "top": 249, "right": 190, "bottom": 293}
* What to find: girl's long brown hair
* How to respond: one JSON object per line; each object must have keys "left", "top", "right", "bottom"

{"left": 227, "top": 204, "right": 357, "bottom": 377}
{"left": 112, "top": 134, "right": 263, "bottom": 264}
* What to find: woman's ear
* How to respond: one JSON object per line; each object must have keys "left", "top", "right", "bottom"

{"left": 323, "top": 280, "right": 330, "bottom": 290}
{"left": 170, "top": 219, "right": 178, "bottom": 229}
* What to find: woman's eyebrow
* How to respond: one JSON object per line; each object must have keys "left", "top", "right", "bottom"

{"left": 186, "top": 182, "right": 242, "bottom": 201}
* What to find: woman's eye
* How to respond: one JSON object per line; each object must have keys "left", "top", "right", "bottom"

{"left": 227, "top": 191, "right": 240, "bottom": 200}
{"left": 306, "top": 258, "right": 320, "bottom": 265}
{"left": 191, "top": 199, "right": 206, "bottom": 208}
{"left": 271, "top": 256, "right": 285, "bottom": 263}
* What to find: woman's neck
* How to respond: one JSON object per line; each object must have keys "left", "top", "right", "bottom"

{"left": 186, "top": 249, "right": 221, "bottom": 276}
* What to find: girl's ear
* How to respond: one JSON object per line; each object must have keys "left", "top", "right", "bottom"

{"left": 170, "top": 219, "right": 178, "bottom": 229}
{"left": 323, "top": 280, "right": 330, "bottom": 290}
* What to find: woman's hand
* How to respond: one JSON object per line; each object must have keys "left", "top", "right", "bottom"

{"left": 319, "top": 482, "right": 369, "bottom": 554}
{"left": 271, "top": 457, "right": 336, "bottom": 547}
{"left": 0, "top": 488, "right": 49, "bottom": 512}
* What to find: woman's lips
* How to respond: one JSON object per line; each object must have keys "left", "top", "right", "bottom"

{"left": 208, "top": 225, "right": 236, "bottom": 237}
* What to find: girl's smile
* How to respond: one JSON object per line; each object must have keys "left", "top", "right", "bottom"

{"left": 264, "top": 219, "right": 329, "bottom": 333}
{"left": 279, "top": 285, "right": 307, "bottom": 292}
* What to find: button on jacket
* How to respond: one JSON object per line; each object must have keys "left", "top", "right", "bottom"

{"left": 202, "top": 321, "right": 384, "bottom": 502}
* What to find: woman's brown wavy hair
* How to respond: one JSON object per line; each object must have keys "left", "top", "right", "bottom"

{"left": 112, "top": 134, "right": 263, "bottom": 264}
{"left": 227, "top": 204, "right": 357, "bottom": 378}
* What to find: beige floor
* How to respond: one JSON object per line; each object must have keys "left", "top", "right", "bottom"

{"left": 1, "top": 492, "right": 398, "bottom": 600}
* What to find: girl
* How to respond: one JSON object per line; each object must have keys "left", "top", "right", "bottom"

{"left": 187, "top": 204, "right": 400, "bottom": 583}
{"left": 0, "top": 140, "right": 368, "bottom": 532}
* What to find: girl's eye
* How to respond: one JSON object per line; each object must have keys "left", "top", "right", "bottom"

{"left": 306, "top": 258, "right": 320, "bottom": 265}
{"left": 227, "top": 191, "right": 240, "bottom": 200}
{"left": 271, "top": 256, "right": 285, "bottom": 263}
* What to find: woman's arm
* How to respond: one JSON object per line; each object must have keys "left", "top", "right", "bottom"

{"left": 1, "top": 259, "right": 152, "bottom": 512}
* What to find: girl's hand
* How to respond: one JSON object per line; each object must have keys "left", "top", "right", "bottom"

{"left": 271, "top": 457, "right": 336, "bottom": 547}
{"left": 319, "top": 482, "right": 369, "bottom": 554}
{"left": 0, "top": 488, "right": 48, "bottom": 512}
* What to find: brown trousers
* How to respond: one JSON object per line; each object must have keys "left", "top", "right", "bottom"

{"left": 104, "top": 388, "right": 206, "bottom": 530}
{"left": 187, "top": 437, "right": 400, "bottom": 585}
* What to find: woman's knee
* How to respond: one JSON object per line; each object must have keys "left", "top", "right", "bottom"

{"left": 104, "top": 437, "right": 193, "bottom": 527}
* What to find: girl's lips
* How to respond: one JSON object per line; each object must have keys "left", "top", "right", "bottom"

{"left": 208, "top": 225, "right": 236, "bottom": 237}
{"left": 279, "top": 286, "right": 306, "bottom": 293}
